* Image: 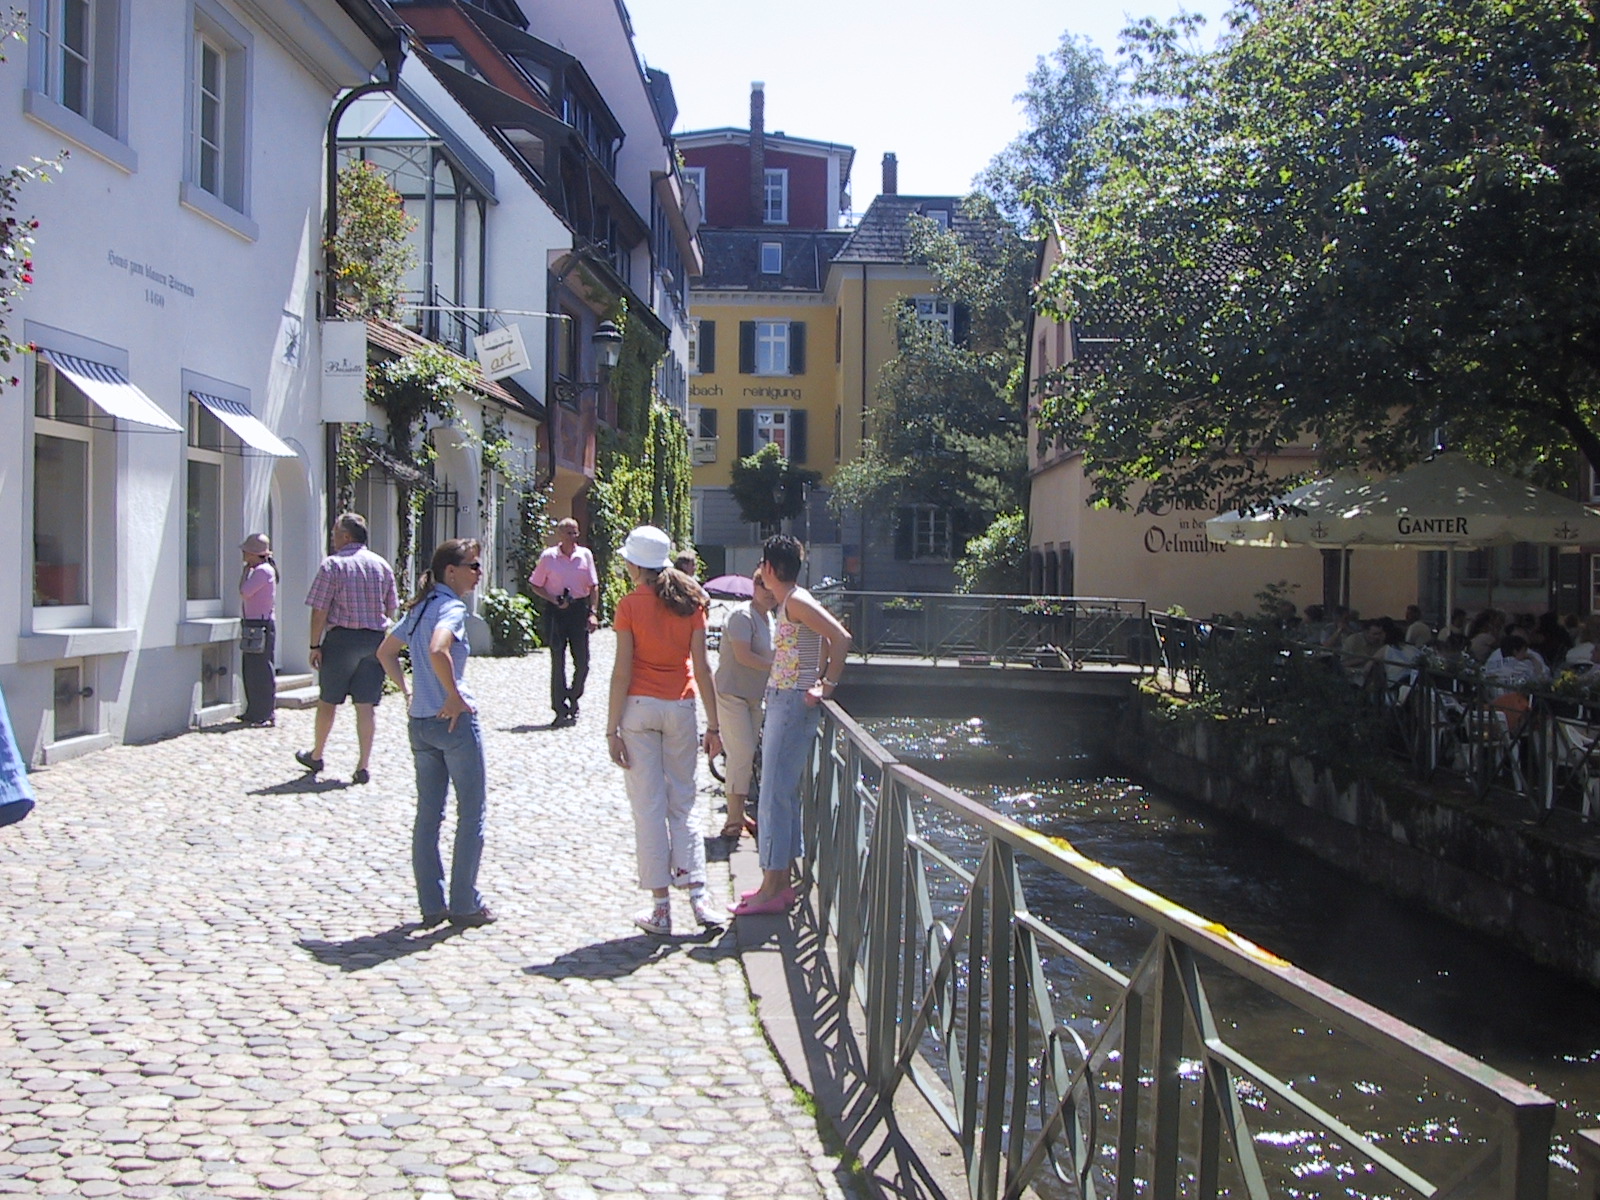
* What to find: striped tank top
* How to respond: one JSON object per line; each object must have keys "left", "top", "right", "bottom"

{"left": 770, "top": 589, "right": 823, "bottom": 691}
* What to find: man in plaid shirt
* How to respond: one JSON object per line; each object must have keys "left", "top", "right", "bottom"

{"left": 296, "top": 513, "right": 398, "bottom": 784}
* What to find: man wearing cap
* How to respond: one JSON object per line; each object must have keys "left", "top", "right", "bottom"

{"left": 297, "top": 513, "right": 398, "bottom": 784}
{"left": 529, "top": 518, "right": 600, "bottom": 724}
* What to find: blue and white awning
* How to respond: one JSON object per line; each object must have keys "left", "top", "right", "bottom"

{"left": 190, "top": 392, "right": 296, "bottom": 458}
{"left": 39, "top": 349, "right": 182, "bottom": 432}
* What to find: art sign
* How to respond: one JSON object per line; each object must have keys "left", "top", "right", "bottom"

{"left": 473, "top": 325, "right": 530, "bottom": 382}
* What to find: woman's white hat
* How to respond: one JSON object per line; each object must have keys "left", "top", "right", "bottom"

{"left": 620, "top": 525, "right": 672, "bottom": 570}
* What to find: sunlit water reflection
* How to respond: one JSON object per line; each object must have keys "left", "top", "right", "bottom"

{"left": 860, "top": 707, "right": 1600, "bottom": 1194}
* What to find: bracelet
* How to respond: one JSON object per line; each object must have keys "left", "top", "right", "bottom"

{"left": 705, "top": 728, "right": 720, "bottom": 734}
{"left": 310, "top": 645, "right": 322, "bottom": 650}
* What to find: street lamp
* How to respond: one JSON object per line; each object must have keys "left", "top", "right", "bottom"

{"left": 553, "top": 320, "right": 624, "bottom": 402}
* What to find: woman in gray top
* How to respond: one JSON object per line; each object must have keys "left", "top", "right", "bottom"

{"left": 712, "top": 573, "right": 776, "bottom": 838}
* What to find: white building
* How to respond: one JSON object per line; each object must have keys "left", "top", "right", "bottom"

{"left": 0, "top": 0, "right": 401, "bottom": 764}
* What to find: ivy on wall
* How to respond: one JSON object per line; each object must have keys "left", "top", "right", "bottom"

{"left": 588, "top": 307, "right": 693, "bottom": 618}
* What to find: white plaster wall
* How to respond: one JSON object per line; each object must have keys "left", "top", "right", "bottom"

{"left": 0, "top": 1, "right": 383, "bottom": 758}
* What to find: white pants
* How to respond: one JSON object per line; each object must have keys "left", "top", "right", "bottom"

{"left": 619, "top": 695, "right": 705, "bottom": 891}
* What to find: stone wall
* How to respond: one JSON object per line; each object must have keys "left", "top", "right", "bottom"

{"left": 1120, "top": 697, "right": 1600, "bottom": 989}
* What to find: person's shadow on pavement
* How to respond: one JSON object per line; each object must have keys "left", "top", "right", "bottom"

{"left": 297, "top": 923, "right": 460, "bottom": 971}
{"left": 523, "top": 929, "right": 719, "bottom": 982}
{"left": 250, "top": 776, "right": 352, "bottom": 796}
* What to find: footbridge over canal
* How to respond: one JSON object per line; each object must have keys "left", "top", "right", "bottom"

{"left": 789, "top": 594, "right": 1600, "bottom": 1200}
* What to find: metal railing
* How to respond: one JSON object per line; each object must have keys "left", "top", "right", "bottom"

{"left": 801, "top": 702, "right": 1559, "bottom": 1200}
{"left": 1150, "top": 613, "right": 1600, "bottom": 817}
{"left": 822, "top": 592, "right": 1150, "bottom": 666}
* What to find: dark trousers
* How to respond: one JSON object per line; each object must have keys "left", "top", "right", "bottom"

{"left": 241, "top": 620, "right": 276, "bottom": 724}
{"left": 545, "top": 600, "right": 591, "bottom": 715}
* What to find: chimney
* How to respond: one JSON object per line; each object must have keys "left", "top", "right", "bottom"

{"left": 882, "top": 152, "right": 898, "bottom": 196}
{"left": 750, "top": 81, "right": 766, "bottom": 223}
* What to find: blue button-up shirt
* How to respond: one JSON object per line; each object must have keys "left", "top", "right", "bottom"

{"left": 398, "top": 583, "right": 474, "bottom": 719}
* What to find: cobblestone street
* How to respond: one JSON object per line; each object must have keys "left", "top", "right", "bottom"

{"left": 0, "top": 633, "right": 854, "bottom": 1200}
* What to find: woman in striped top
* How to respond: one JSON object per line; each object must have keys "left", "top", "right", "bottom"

{"left": 732, "top": 535, "right": 852, "bottom": 917}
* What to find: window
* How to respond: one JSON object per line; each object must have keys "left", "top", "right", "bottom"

{"left": 186, "top": 397, "right": 226, "bottom": 606}
{"left": 737, "top": 407, "right": 806, "bottom": 462}
{"left": 690, "top": 319, "right": 715, "bottom": 374}
{"left": 913, "top": 295, "right": 954, "bottom": 338}
{"left": 33, "top": 362, "right": 93, "bottom": 616}
{"left": 924, "top": 208, "right": 950, "bottom": 230}
{"left": 760, "top": 241, "right": 782, "bottom": 274}
{"left": 185, "top": 2, "right": 251, "bottom": 227}
{"left": 687, "top": 405, "right": 718, "bottom": 439}
{"left": 754, "top": 408, "right": 789, "bottom": 457}
{"left": 26, "top": 0, "right": 129, "bottom": 166}
{"left": 895, "top": 505, "right": 953, "bottom": 561}
{"left": 682, "top": 165, "right": 705, "bottom": 210}
{"left": 425, "top": 39, "right": 483, "bottom": 80}
{"left": 756, "top": 321, "right": 788, "bottom": 375}
{"left": 1462, "top": 549, "right": 1490, "bottom": 582}
{"left": 738, "top": 320, "right": 805, "bottom": 376}
{"left": 1509, "top": 542, "right": 1545, "bottom": 581}
{"left": 763, "top": 167, "right": 788, "bottom": 224}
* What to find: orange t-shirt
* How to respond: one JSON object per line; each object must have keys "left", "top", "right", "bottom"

{"left": 614, "top": 588, "right": 706, "bottom": 701}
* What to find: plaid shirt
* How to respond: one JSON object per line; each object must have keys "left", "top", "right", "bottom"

{"left": 305, "top": 543, "right": 398, "bottom": 631}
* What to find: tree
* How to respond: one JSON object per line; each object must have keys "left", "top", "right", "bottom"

{"left": 977, "top": 31, "right": 1119, "bottom": 233}
{"left": 1, "top": 12, "right": 63, "bottom": 390}
{"left": 729, "top": 442, "right": 821, "bottom": 532}
{"left": 954, "top": 510, "right": 1029, "bottom": 593}
{"left": 328, "top": 161, "right": 415, "bottom": 319}
{"left": 829, "top": 196, "right": 1033, "bottom": 552}
{"left": 1038, "top": 0, "right": 1600, "bottom": 513}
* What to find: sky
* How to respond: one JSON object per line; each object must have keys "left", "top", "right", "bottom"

{"left": 625, "top": 0, "right": 1233, "bottom": 212}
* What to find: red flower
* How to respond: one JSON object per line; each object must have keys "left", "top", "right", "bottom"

{"left": 20, "top": 273, "right": 32, "bottom": 284}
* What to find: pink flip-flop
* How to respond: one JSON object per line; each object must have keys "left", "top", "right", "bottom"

{"left": 732, "top": 887, "right": 796, "bottom": 916}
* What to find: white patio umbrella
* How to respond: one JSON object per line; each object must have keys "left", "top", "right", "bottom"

{"left": 1205, "top": 453, "right": 1600, "bottom": 610}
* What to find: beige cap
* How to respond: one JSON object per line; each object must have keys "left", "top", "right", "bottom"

{"left": 240, "top": 533, "right": 271, "bottom": 555}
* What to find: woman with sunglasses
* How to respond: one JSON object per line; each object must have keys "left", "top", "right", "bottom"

{"left": 377, "top": 539, "right": 496, "bottom": 929}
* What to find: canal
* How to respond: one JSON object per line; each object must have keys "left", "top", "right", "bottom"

{"left": 853, "top": 698, "right": 1600, "bottom": 1193}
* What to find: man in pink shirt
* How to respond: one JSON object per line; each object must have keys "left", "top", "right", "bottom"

{"left": 529, "top": 518, "right": 600, "bottom": 724}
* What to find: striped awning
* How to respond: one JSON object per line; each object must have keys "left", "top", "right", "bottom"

{"left": 39, "top": 349, "right": 182, "bottom": 432}
{"left": 190, "top": 392, "right": 296, "bottom": 458}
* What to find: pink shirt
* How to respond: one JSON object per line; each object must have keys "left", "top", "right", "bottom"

{"left": 304, "top": 543, "right": 398, "bottom": 630}
{"left": 240, "top": 563, "right": 277, "bottom": 620}
{"left": 529, "top": 544, "right": 599, "bottom": 601}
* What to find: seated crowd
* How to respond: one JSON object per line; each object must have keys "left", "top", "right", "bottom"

{"left": 1270, "top": 602, "right": 1600, "bottom": 695}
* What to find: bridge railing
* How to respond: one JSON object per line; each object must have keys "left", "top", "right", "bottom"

{"left": 820, "top": 591, "right": 1150, "bottom": 666}
{"left": 802, "top": 701, "right": 1559, "bottom": 1200}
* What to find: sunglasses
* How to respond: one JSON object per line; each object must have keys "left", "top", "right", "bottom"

{"left": 457, "top": 561, "right": 483, "bottom": 572}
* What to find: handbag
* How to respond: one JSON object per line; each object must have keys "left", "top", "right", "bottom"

{"left": 241, "top": 620, "right": 270, "bottom": 655}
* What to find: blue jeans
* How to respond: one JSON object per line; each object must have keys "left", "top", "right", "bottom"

{"left": 409, "top": 713, "right": 487, "bottom": 918}
{"left": 757, "top": 688, "right": 821, "bottom": 872}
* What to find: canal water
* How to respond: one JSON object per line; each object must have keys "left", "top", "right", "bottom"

{"left": 856, "top": 701, "right": 1600, "bottom": 1195}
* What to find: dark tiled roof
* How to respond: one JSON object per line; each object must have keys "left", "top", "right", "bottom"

{"left": 834, "top": 195, "right": 973, "bottom": 264}
{"left": 697, "top": 229, "right": 851, "bottom": 291}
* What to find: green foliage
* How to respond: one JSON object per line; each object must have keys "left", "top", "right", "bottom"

{"left": 978, "top": 31, "right": 1119, "bottom": 233}
{"left": 1039, "top": 0, "right": 1600, "bottom": 511}
{"left": 358, "top": 346, "right": 479, "bottom": 588}
{"left": 480, "top": 587, "right": 542, "bottom": 656}
{"left": 330, "top": 161, "right": 416, "bottom": 319}
{"left": 955, "top": 510, "right": 1030, "bottom": 593}
{"left": 830, "top": 196, "right": 1032, "bottom": 547}
{"left": 591, "top": 396, "right": 695, "bottom": 620}
{"left": 728, "top": 442, "right": 822, "bottom": 530}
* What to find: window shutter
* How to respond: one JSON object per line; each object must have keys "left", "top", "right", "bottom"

{"left": 788, "top": 321, "right": 806, "bottom": 375}
{"left": 699, "top": 320, "right": 716, "bottom": 374}
{"left": 701, "top": 407, "right": 718, "bottom": 438}
{"left": 953, "top": 303, "right": 971, "bottom": 347}
{"left": 737, "top": 408, "right": 755, "bottom": 458}
{"left": 788, "top": 409, "right": 807, "bottom": 463}
{"left": 738, "top": 322, "right": 756, "bottom": 374}
{"left": 893, "top": 508, "right": 914, "bottom": 561}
